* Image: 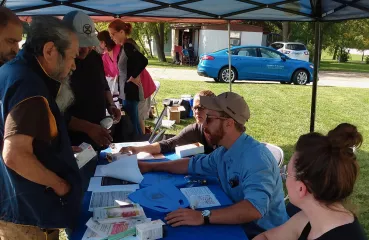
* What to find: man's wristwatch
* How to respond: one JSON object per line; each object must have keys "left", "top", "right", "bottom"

{"left": 201, "top": 210, "right": 211, "bottom": 225}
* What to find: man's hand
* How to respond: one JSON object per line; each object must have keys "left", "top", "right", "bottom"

{"left": 138, "top": 161, "right": 152, "bottom": 174}
{"left": 165, "top": 208, "right": 204, "bottom": 227}
{"left": 87, "top": 123, "right": 113, "bottom": 147}
{"left": 72, "top": 146, "right": 82, "bottom": 153}
{"left": 107, "top": 105, "right": 121, "bottom": 124}
{"left": 119, "top": 146, "right": 139, "bottom": 155}
{"left": 52, "top": 178, "right": 71, "bottom": 197}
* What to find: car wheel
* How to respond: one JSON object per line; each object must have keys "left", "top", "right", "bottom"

{"left": 213, "top": 78, "right": 219, "bottom": 82}
{"left": 292, "top": 70, "right": 309, "bottom": 85}
{"left": 218, "top": 67, "right": 237, "bottom": 83}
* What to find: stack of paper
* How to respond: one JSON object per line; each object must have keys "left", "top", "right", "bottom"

{"left": 82, "top": 217, "right": 150, "bottom": 240}
{"left": 94, "top": 154, "right": 144, "bottom": 184}
{"left": 88, "top": 190, "right": 133, "bottom": 212}
{"left": 180, "top": 186, "right": 221, "bottom": 209}
{"left": 93, "top": 205, "right": 147, "bottom": 224}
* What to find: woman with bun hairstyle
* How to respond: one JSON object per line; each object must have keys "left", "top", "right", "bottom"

{"left": 108, "top": 20, "right": 148, "bottom": 135}
{"left": 254, "top": 123, "right": 367, "bottom": 240}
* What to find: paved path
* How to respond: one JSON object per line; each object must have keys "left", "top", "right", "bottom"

{"left": 146, "top": 67, "right": 369, "bottom": 88}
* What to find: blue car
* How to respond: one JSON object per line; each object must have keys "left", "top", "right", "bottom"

{"left": 197, "top": 46, "right": 314, "bottom": 85}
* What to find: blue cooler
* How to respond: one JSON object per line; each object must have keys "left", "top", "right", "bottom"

{"left": 181, "top": 95, "right": 194, "bottom": 118}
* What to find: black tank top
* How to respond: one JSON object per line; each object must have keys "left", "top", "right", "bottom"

{"left": 298, "top": 218, "right": 367, "bottom": 240}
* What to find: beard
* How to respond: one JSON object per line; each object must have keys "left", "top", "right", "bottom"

{"left": 0, "top": 50, "right": 17, "bottom": 65}
{"left": 56, "top": 79, "right": 75, "bottom": 113}
{"left": 204, "top": 123, "right": 225, "bottom": 146}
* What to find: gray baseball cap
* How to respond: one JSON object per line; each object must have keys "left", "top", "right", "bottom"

{"left": 200, "top": 92, "right": 250, "bottom": 125}
{"left": 63, "top": 11, "right": 99, "bottom": 47}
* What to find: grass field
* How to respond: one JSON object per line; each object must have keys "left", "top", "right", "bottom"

{"left": 149, "top": 80, "right": 369, "bottom": 237}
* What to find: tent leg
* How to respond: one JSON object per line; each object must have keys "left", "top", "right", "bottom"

{"left": 228, "top": 20, "right": 232, "bottom": 92}
{"left": 310, "top": 21, "right": 321, "bottom": 132}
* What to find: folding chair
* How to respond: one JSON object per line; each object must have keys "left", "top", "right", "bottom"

{"left": 151, "top": 80, "right": 161, "bottom": 117}
{"left": 262, "top": 142, "right": 284, "bottom": 167}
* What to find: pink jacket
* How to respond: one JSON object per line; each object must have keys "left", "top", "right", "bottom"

{"left": 102, "top": 44, "right": 120, "bottom": 78}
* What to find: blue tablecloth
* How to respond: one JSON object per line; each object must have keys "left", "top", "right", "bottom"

{"left": 70, "top": 151, "right": 248, "bottom": 240}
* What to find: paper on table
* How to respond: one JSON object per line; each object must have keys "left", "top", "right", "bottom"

{"left": 82, "top": 228, "right": 102, "bottom": 240}
{"left": 180, "top": 186, "right": 221, "bottom": 209}
{"left": 88, "top": 190, "right": 133, "bottom": 212}
{"left": 93, "top": 205, "right": 146, "bottom": 224}
{"left": 87, "top": 177, "right": 139, "bottom": 192}
{"left": 94, "top": 165, "right": 105, "bottom": 177}
{"left": 101, "top": 155, "right": 143, "bottom": 183}
{"left": 110, "top": 142, "right": 150, "bottom": 154}
{"left": 86, "top": 217, "right": 150, "bottom": 238}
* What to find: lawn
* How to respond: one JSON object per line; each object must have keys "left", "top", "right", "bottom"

{"left": 149, "top": 79, "right": 369, "bottom": 237}
{"left": 148, "top": 57, "right": 196, "bottom": 70}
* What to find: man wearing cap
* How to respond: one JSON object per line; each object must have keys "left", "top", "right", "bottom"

{"left": 63, "top": 11, "right": 121, "bottom": 150}
{"left": 138, "top": 92, "right": 288, "bottom": 238}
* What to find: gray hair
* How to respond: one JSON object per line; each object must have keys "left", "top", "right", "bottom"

{"left": 0, "top": 6, "right": 22, "bottom": 29}
{"left": 23, "top": 16, "right": 76, "bottom": 58}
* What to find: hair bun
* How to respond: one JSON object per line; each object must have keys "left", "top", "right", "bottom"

{"left": 328, "top": 123, "right": 363, "bottom": 152}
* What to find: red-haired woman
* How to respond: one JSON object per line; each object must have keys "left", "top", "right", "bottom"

{"left": 108, "top": 20, "right": 148, "bottom": 135}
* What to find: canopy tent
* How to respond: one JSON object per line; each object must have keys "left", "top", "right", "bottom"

{"left": 4, "top": 0, "right": 369, "bottom": 132}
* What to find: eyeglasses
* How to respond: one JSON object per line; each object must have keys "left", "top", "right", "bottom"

{"left": 192, "top": 105, "right": 205, "bottom": 112}
{"left": 205, "top": 114, "right": 229, "bottom": 124}
{"left": 280, "top": 165, "right": 296, "bottom": 181}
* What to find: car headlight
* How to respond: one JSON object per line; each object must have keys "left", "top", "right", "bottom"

{"left": 309, "top": 64, "right": 314, "bottom": 69}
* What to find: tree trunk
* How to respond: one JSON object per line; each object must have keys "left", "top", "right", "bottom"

{"left": 332, "top": 46, "right": 338, "bottom": 60}
{"left": 362, "top": 51, "right": 365, "bottom": 62}
{"left": 152, "top": 23, "right": 166, "bottom": 62}
{"left": 137, "top": 37, "right": 150, "bottom": 57}
{"left": 145, "top": 29, "right": 154, "bottom": 58}
{"left": 282, "top": 22, "right": 290, "bottom": 42}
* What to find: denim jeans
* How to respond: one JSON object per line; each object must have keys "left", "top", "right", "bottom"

{"left": 123, "top": 100, "right": 143, "bottom": 135}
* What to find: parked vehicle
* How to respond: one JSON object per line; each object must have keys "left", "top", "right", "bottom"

{"left": 270, "top": 42, "right": 309, "bottom": 62}
{"left": 197, "top": 46, "right": 314, "bottom": 85}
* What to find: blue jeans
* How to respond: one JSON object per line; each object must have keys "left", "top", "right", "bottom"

{"left": 123, "top": 100, "right": 142, "bottom": 135}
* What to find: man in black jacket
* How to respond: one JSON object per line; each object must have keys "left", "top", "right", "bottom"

{"left": 63, "top": 11, "right": 121, "bottom": 150}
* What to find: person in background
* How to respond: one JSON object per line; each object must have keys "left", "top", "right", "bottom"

{"left": 63, "top": 11, "right": 121, "bottom": 149}
{"left": 137, "top": 92, "right": 288, "bottom": 239}
{"left": 126, "top": 38, "right": 156, "bottom": 134}
{"left": 118, "top": 90, "right": 216, "bottom": 155}
{"left": 253, "top": 123, "right": 367, "bottom": 240}
{"left": 0, "top": 16, "right": 81, "bottom": 239}
{"left": 97, "top": 30, "right": 120, "bottom": 79}
{"left": 0, "top": 6, "right": 23, "bottom": 67}
{"left": 108, "top": 20, "right": 148, "bottom": 135}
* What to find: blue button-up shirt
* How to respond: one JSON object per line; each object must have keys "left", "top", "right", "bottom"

{"left": 188, "top": 133, "right": 289, "bottom": 231}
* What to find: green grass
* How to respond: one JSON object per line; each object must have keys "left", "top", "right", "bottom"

{"left": 149, "top": 79, "right": 369, "bottom": 237}
{"left": 148, "top": 57, "right": 197, "bottom": 70}
{"left": 320, "top": 50, "right": 369, "bottom": 73}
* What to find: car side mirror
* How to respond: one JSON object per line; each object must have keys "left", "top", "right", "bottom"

{"left": 281, "top": 55, "right": 287, "bottom": 61}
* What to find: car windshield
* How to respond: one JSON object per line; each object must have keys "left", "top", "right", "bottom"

{"left": 270, "top": 43, "right": 284, "bottom": 50}
{"left": 213, "top": 48, "right": 227, "bottom": 53}
{"left": 286, "top": 44, "right": 306, "bottom": 51}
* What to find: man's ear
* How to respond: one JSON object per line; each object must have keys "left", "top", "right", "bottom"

{"left": 42, "top": 42, "right": 56, "bottom": 63}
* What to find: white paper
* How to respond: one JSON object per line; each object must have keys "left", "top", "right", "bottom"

{"left": 81, "top": 228, "right": 102, "bottom": 240}
{"left": 100, "top": 155, "right": 144, "bottom": 183}
{"left": 87, "top": 177, "right": 139, "bottom": 192}
{"left": 94, "top": 165, "right": 105, "bottom": 176}
{"left": 88, "top": 190, "right": 133, "bottom": 211}
{"left": 86, "top": 217, "right": 150, "bottom": 238}
{"left": 93, "top": 205, "right": 146, "bottom": 224}
{"left": 110, "top": 142, "right": 150, "bottom": 154}
{"left": 180, "top": 186, "right": 221, "bottom": 209}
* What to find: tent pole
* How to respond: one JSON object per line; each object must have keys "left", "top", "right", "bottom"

{"left": 310, "top": 21, "right": 321, "bottom": 132}
{"left": 228, "top": 20, "right": 232, "bottom": 92}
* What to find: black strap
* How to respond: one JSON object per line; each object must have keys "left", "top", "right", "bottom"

{"left": 298, "top": 222, "right": 312, "bottom": 240}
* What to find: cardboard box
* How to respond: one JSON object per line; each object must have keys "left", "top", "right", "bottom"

{"left": 136, "top": 219, "right": 165, "bottom": 240}
{"left": 167, "top": 106, "right": 186, "bottom": 124}
{"left": 74, "top": 142, "right": 97, "bottom": 169}
{"left": 175, "top": 142, "right": 205, "bottom": 158}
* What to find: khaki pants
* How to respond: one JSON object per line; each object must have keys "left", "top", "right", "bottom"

{"left": 0, "top": 220, "right": 59, "bottom": 240}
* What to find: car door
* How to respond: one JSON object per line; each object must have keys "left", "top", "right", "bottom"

{"left": 231, "top": 47, "right": 261, "bottom": 80}
{"left": 258, "top": 48, "right": 287, "bottom": 81}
